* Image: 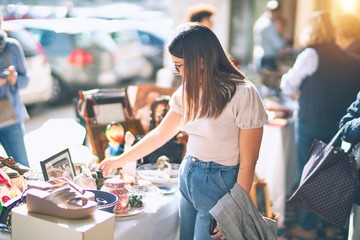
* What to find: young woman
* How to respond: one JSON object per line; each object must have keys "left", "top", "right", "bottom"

{"left": 100, "top": 23, "right": 268, "bottom": 240}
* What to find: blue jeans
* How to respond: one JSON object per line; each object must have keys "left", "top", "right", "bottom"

{"left": 0, "top": 122, "right": 29, "bottom": 167}
{"left": 295, "top": 120, "right": 336, "bottom": 230}
{"left": 179, "top": 155, "right": 239, "bottom": 240}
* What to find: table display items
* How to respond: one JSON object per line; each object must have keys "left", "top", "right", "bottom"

{"left": 0, "top": 168, "right": 23, "bottom": 233}
{"left": 22, "top": 169, "right": 44, "bottom": 190}
{"left": 137, "top": 156, "right": 180, "bottom": 185}
{"left": 0, "top": 156, "right": 30, "bottom": 179}
{"left": 104, "top": 122, "right": 125, "bottom": 158}
{"left": 101, "top": 178, "right": 129, "bottom": 215}
{"left": 121, "top": 131, "right": 137, "bottom": 185}
{"left": 100, "top": 177, "right": 145, "bottom": 216}
{"left": 86, "top": 189, "right": 119, "bottom": 213}
{"left": 73, "top": 170, "right": 97, "bottom": 190}
{"left": 0, "top": 169, "right": 21, "bottom": 203}
{"left": 0, "top": 168, "right": 22, "bottom": 205}
{"left": 25, "top": 177, "right": 97, "bottom": 219}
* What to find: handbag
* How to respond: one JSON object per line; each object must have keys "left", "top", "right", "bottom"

{"left": 287, "top": 127, "right": 360, "bottom": 228}
{"left": 0, "top": 47, "right": 17, "bottom": 128}
{"left": 351, "top": 143, "right": 360, "bottom": 205}
{"left": 0, "top": 96, "right": 16, "bottom": 128}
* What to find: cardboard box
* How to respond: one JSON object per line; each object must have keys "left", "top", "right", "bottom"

{"left": 12, "top": 205, "right": 115, "bottom": 240}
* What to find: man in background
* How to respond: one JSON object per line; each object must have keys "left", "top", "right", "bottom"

{"left": 253, "top": 0, "right": 286, "bottom": 72}
{"left": 184, "top": 3, "right": 216, "bottom": 29}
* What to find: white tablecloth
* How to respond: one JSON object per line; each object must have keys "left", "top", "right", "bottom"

{"left": 256, "top": 121, "right": 297, "bottom": 227}
{"left": 0, "top": 192, "right": 179, "bottom": 240}
{"left": 115, "top": 192, "right": 179, "bottom": 240}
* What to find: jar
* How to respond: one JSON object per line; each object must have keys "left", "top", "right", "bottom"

{"left": 101, "top": 178, "right": 129, "bottom": 214}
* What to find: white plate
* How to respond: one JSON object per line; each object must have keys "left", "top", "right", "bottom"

{"left": 137, "top": 163, "right": 180, "bottom": 185}
{"left": 116, "top": 207, "right": 144, "bottom": 217}
{"left": 157, "top": 185, "right": 176, "bottom": 195}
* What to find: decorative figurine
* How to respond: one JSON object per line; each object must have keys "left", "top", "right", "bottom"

{"left": 156, "top": 155, "right": 172, "bottom": 175}
{"left": 104, "top": 122, "right": 125, "bottom": 158}
{"left": 121, "top": 131, "right": 137, "bottom": 185}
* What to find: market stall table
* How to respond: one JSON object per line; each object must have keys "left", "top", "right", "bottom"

{"left": 255, "top": 120, "right": 297, "bottom": 227}
{"left": 114, "top": 191, "right": 179, "bottom": 240}
{"left": 0, "top": 190, "right": 179, "bottom": 240}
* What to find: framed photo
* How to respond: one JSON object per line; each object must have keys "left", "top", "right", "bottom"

{"left": 128, "top": 84, "right": 176, "bottom": 114}
{"left": 88, "top": 119, "right": 145, "bottom": 161}
{"left": 40, "top": 149, "right": 76, "bottom": 181}
{"left": 81, "top": 88, "right": 131, "bottom": 125}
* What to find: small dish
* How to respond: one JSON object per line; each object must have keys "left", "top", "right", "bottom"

{"left": 116, "top": 207, "right": 144, "bottom": 217}
{"left": 156, "top": 185, "right": 176, "bottom": 195}
{"left": 137, "top": 163, "right": 180, "bottom": 184}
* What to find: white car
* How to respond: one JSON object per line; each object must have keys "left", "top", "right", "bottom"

{"left": 2, "top": 21, "right": 57, "bottom": 106}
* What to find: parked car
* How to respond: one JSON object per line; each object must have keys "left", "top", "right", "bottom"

{"left": 103, "top": 20, "right": 165, "bottom": 79}
{"left": 2, "top": 4, "right": 68, "bottom": 20}
{"left": 10, "top": 18, "right": 156, "bottom": 98}
{"left": 1, "top": 21, "right": 58, "bottom": 106}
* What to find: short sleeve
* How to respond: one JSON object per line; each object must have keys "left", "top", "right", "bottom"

{"left": 169, "top": 85, "right": 183, "bottom": 115}
{"left": 233, "top": 84, "right": 268, "bottom": 129}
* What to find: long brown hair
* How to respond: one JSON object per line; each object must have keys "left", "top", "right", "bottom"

{"left": 168, "top": 23, "right": 248, "bottom": 122}
{"left": 300, "top": 11, "right": 336, "bottom": 47}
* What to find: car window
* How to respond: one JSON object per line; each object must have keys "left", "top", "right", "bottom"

{"left": 27, "top": 29, "right": 73, "bottom": 55}
{"left": 6, "top": 29, "right": 39, "bottom": 57}
{"left": 111, "top": 29, "right": 138, "bottom": 46}
{"left": 76, "top": 31, "right": 118, "bottom": 53}
{"left": 137, "top": 30, "right": 164, "bottom": 47}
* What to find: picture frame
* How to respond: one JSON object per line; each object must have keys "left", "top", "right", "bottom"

{"left": 88, "top": 119, "right": 145, "bottom": 161}
{"left": 81, "top": 88, "right": 132, "bottom": 125}
{"left": 127, "top": 83, "right": 176, "bottom": 114}
{"left": 40, "top": 148, "right": 76, "bottom": 181}
{"left": 126, "top": 84, "right": 176, "bottom": 133}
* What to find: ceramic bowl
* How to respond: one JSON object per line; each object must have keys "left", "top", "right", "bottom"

{"left": 87, "top": 189, "right": 118, "bottom": 213}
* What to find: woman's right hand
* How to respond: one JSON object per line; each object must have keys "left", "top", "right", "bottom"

{"left": 98, "top": 156, "right": 122, "bottom": 177}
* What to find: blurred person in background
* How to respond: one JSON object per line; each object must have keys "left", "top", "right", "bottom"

{"left": 184, "top": 3, "right": 216, "bottom": 29}
{"left": 253, "top": 0, "right": 286, "bottom": 72}
{"left": 280, "top": 10, "right": 360, "bottom": 239}
{"left": 339, "top": 91, "right": 360, "bottom": 240}
{"left": 157, "top": 3, "right": 217, "bottom": 88}
{"left": 0, "top": 28, "right": 30, "bottom": 168}
{"left": 335, "top": 13, "right": 360, "bottom": 58}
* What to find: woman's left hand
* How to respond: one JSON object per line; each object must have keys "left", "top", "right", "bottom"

{"left": 211, "top": 227, "right": 225, "bottom": 239}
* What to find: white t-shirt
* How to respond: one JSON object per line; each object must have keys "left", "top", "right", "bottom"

{"left": 169, "top": 82, "right": 268, "bottom": 166}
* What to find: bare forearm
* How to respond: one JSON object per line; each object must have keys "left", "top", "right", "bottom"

{"left": 99, "top": 109, "right": 182, "bottom": 175}
{"left": 237, "top": 127, "right": 263, "bottom": 194}
{"left": 118, "top": 128, "right": 172, "bottom": 165}
{"left": 237, "top": 162, "right": 256, "bottom": 194}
